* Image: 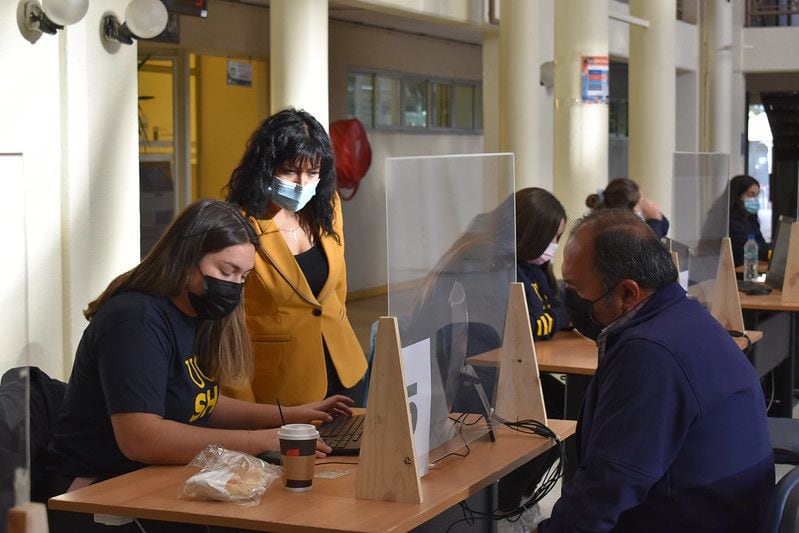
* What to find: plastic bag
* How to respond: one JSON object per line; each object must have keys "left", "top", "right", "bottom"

{"left": 179, "top": 444, "right": 281, "bottom": 506}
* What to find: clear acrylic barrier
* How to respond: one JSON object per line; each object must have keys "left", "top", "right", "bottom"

{"left": 387, "top": 153, "right": 515, "bottom": 470}
{"left": 671, "top": 152, "right": 730, "bottom": 309}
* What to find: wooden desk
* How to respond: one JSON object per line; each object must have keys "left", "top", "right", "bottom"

{"left": 735, "top": 260, "right": 769, "bottom": 275}
{"left": 467, "top": 330, "right": 762, "bottom": 373}
{"left": 50, "top": 420, "right": 576, "bottom": 532}
{"left": 468, "top": 331, "right": 597, "bottom": 375}
{"left": 739, "top": 288, "right": 798, "bottom": 417}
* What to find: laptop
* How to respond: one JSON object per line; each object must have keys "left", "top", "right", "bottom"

{"left": 764, "top": 215, "right": 796, "bottom": 291}
{"left": 319, "top": 413, "right": 365, "bottom": 455}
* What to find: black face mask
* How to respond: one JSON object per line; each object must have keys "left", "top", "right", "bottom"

{"left": 564, "top": 283, "right": 620, "bottom": 341}
{"left": 564, "top": 288, "right": 603, "bottom": 341}
{"left": 188, "top": 275, "right": 243, "bottom": 320}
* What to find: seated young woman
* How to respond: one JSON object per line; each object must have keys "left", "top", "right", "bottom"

{"left": 43, "top": 200, "right": 351, "bottom": 532}
{"left": 586, "top": 177, "right": 670, "bottom": 238}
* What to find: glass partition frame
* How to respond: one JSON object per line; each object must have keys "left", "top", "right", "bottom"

{"left": 386, "top": 153, "right": 515, "bottom": 469}
{"left": 671, "top": 152, "right": 731, "bottom": 310}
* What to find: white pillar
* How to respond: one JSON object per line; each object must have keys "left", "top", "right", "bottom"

{"left": 482, "top": 30, "right": 500, "bottom": 154}
{"left": 629, "top": 0, "right": 676, "bottom": 218}
{"left": 699, "top": 0, "right": 746, "bottom": 175}
{"left": 552, "top": 0, "right": 609, "bottom": 225}
{"left": 499, "top": 0, "right": 540, "bottom": 189}
{"left": 270, "top": 0, "right": 329, "bottom": 129}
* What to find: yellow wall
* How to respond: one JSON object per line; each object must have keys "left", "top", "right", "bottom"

{"left": 197, "top": 55, "right": 269, "bottom": 200}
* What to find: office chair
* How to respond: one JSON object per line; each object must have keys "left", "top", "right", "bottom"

{"left": 769, "top": 418, "right": 799, "bottom": 465}
{"left": 762, "top": 464, "right": 799, "bottom": 533}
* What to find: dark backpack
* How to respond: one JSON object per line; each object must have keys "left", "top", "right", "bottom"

{"left": 0, "top": 366, "right": 66, "bottom": 505}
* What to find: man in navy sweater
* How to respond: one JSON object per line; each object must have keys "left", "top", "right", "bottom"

{"left": 539, "top": 209, "right": 774, "bottom": 532}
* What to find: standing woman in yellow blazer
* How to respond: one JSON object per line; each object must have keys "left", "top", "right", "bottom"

{"left": 223, "top": 108, "right": 367, "bottom": 407}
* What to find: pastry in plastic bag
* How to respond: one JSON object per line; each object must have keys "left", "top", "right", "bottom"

{"left": 179, "top": 444, "right": 281, "bottom": 506}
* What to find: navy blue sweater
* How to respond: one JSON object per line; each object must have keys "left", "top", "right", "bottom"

{"left": 540, "top": 282, "right": 774, "bottom": 532}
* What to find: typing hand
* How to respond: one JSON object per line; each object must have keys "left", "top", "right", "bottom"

{"left": 316, "top": 438, "right": 332, "bottom": 458}
{"left": 294, "top": 395, "right": 354, "bottom": 423}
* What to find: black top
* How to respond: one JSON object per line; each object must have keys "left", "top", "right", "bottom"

{"left": 729, "top": 212, "right": 769, "bottom": 266}
{"left": 48, "top": 292, "right": 214, "bottom": 479}
{"left": 295, "top": 243, "right": 329, "bottom": 297}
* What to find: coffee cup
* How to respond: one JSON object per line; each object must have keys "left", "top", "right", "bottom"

{"left": 278, "top": 423, "right": 319, "bottom": 492}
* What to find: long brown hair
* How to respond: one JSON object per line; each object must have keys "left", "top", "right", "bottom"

{"left": 84, "top": 199, "right": 259, "bottom": 385}
{"left": 416, "top": 187, "right": 566, "bottom": 304}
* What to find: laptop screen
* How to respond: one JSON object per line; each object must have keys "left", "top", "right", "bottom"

{"left": 765, "top": 215, "right": 796, "bottom": 290}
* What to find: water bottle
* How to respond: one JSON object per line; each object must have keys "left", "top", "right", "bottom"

{"left": 743, "top": 234, "right": 759, "bottom": 282}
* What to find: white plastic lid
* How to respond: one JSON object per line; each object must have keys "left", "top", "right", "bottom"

{"left": 278, "top": 423, "right": 319, "bottom": 440}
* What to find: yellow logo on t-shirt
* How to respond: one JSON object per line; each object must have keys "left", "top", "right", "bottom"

{"left": 185, "top": 356, "right": 218, "bottom": 422}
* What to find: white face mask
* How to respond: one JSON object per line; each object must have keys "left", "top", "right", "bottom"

{"left": 528, "top": 241, "right": 559, "bottom": 265}
{"left": 270, "top": 176, "right": 319, "bottom": 212}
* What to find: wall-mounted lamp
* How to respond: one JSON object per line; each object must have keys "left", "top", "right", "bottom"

{"left": 23, "top": 0, "right": 88, "bottom": 35}
{"left": 103, "top": 0, "right": 168, "bottom": 45}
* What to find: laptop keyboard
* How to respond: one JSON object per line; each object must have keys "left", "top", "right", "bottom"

{"left": 737, "top": 280, "right": 772, "bottom": 294}
{"left": 319, "top": 415, "right": 365, "bottom": 455}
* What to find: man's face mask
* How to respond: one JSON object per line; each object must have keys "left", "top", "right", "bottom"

{"left": 563, "top": 282, "right": 620, "bottom": 341}
{"left": 188, "top": 275, "right": 244, "bottom": 320}
{"left": 270, "top": 176, "right": 319, "bottom": 213}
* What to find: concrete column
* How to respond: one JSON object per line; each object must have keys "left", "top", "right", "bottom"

{"left": 499, "top": 0, "right": 540, "bottom": 189}
{"left": 270, "top": 0, "right": 329, "bottom": 129}
{"left": 629, "top": 0, "right": 676, "bottom": 218}
{"left": 699, "top": 0, "right": 746, "bottom": 175}
{"left": 552, "top": 0, "right": 609, "bottom": 225}
{"left": 482, "top": 30, "right": 500, "bottom": 154}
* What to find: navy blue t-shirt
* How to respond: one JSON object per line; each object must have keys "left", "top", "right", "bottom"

{"left": 48, "top": 292, "right": 217, "bottom": 479}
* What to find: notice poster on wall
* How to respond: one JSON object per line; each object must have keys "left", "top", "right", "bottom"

{"left": 581, "top": 56, "right": 609, "bottom": 104}
{"left": 227, "top": 60, "right": 253, "bottom": 87}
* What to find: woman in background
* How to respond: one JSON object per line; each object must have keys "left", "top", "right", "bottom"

{"left": 224, "top": 108, "right": 367, "bottom": 407}
{"left": 586, "top": 177, "right": 670, "bottom": 238}
{"left": 728, "top": 174, "right": 770, "bottom": 267}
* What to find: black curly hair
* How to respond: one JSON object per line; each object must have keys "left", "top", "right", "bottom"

{"left": 225, "top": 107, "right": 340, "bottom": 242}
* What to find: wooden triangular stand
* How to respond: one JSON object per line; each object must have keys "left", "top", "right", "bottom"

{"left": 781, "top": 222, "right": 799, "bottom": 303}
{"left": 494, "top": 282, "right": 548, "bottom": 424}
{"left": 355, "top": 316, "right": 422, "bottom": 503}
{"left": 710, "top": 237, "right": 745, "bottom": 332}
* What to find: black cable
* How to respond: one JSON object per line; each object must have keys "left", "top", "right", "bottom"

{"left": 727, "top": 329, "right": 752, "bottom": 351}
{"left": 446, "top": 416, "right": 566, "bottom": 529}
{"left": 315, "top": 460, "right": 358, "bottom": 466}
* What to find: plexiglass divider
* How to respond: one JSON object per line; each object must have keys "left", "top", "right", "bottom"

{"left": 671, "top": 152, "right": 731, "bottom": 310}
{"left": 386, "top": 153, "right": 515, "bottom": 471}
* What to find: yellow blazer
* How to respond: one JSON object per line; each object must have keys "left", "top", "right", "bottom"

{"left": 223, "top": 198, "right": 367, "bottom": 406}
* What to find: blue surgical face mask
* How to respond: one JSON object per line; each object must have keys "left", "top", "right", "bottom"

{"left": 270, "top": 176, "right": 319, "bottom": 212}
{"left": 744, "top": 197, "right": 759, "bottom": 215}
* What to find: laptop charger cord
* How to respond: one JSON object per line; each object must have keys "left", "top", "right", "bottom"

{"left": 445, "top": 417, "right": 566, "bottom": 531}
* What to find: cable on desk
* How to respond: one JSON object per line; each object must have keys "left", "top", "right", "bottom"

{"left": 315, "top": 460, "right": 358, "bottom": 466}
{"left": 445, "top": 416, "right": 566, "bottom": 531}
{"left": 727, "top": 329, "right": 752, "bottom": 351}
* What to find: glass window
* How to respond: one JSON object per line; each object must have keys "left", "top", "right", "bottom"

{"left": 431, "top": 82, "right": 452, "bottom": 128}
{"left": 347, "top": 68, "right": 481, "bottom": 133}
{"left": 402, "top": 79, "right": 428, "bottom": 128}
{"left": 453, "top": 84, "right": 474, "bottom": 130}
{"left": 375, "top": 76, "right": 401, "bottom": 128}
{"left": 347, "top": 73, "right": 374, "bottom": 127}
{"left": 474, "top": 84, "right": 483, "bottom": 131}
